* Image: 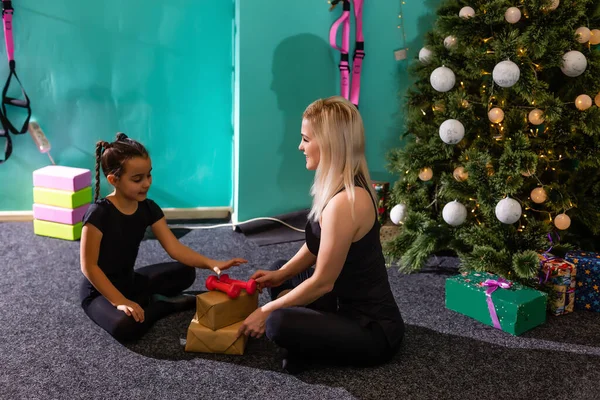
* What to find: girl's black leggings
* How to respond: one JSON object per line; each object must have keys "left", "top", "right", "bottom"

{"left": 265, "top": 260, "right": 396, "bottom": 367}
{"left": 79, "top": 262, "right": 196, "bottom": 342}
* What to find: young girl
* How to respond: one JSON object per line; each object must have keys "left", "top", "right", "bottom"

{"left": 238, "top": 96, "right": 405, "bottom": 373}
{"left": 79, "top": 132, "right": 247, "bottom": 342}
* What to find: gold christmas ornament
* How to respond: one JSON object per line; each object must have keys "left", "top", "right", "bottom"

{"left": 453, "top": 166, "right": 469, "bottom": 182}
{"left": 432, "top": 102, "right": 445, "bottom": 112}
{"left": 576, "top": 94, "right": 592, "bottom": 110}
{"left": 418, "top": 167, "right": 433, "bottom": 181}
{"left": 488, "top": 107, "right": 504, "bottom": 123}
{"left": 544, "top": 0, "right": 559, "bottom": 11}
{"left": 591, "top": 29, "right": 600, "bottom": 45}
{"left": 595, "top": 92, "right": 600, "bottom": 107}
{"left": 576, "top": 27, "right": 591, "bottom": 43}
{"left": 530, "top": 187, "right": 547, "bottom": 204}
{"left": 528, "top": 109, "right": 545, "bottom": 125}
{"left": 554, "top": 213, "right": 571, "bottom": 230}
{"left": 521, "top": 169, "right": 534, "bottom": 177}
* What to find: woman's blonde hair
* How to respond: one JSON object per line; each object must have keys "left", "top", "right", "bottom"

{"left": 303, "top": 96, "right": 377, "bottom": 222}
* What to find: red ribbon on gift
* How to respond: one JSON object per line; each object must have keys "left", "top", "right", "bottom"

{"left": 539, "top": 258, "right": 573, "bottom": 284}
{"left": 538, "top": 232, "right": 572, "bottom": 284}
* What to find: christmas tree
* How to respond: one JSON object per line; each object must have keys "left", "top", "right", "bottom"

{"left": 386, "top": 0, "right": 600, "bottom": 280}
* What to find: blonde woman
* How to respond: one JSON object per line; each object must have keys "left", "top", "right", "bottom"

{"left": 238, "top": 96, "right": 404, "bottom": 373}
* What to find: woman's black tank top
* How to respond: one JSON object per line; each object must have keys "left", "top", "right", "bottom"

{"left": 305, "top": 177, "right": 404, "bottom": 349}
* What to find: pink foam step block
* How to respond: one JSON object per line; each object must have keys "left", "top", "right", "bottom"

{"left": 33, "top": 203, "right": 90, "bottom": 225}
{"left": 33, "top": 165, "right": 91, "bottom": 192}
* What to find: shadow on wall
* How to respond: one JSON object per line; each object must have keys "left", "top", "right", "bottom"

{"left": 384, "top": 0, "right": 444, "bottom": 170}
{"left": 270, "top": 34, "right": 336, "bottom": 203}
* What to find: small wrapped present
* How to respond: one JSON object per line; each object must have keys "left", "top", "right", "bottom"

{"left": 537, "top": 254, "right": 576, "bottom": 316}
{"left": 379, "top": 221, "right": 399, "bottom": 244}
{"left": 564, "top": 251, "right": 600, "bottom": 312}
{"left": 446, "top": 271, "right": 547, "bottom": 336}
{"left": 371, "top": 181, "right": 390, "bottom": 225}
{"left": 195, "top": 290, "right": 258, "bottom": 331}
{"left": 185, "top": 318, "right": 247, "bottom": 355}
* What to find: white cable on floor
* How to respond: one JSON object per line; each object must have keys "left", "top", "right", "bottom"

{"left": 168, "top": 216, "right": 305, "bottom": 233}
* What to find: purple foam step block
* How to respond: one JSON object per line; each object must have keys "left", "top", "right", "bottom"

{"left": 33, "top": 203, "right": 90, "bottom": 225}
{"left": 33, "top": 165, "right": 91, "bottom": 192}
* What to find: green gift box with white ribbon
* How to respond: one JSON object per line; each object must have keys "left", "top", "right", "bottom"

{"left": 445, "top": 271, "right": 547, "bottom": 336}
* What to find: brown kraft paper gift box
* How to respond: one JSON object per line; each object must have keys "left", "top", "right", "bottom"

{"left": 185, "top": 318, "right": 248, "bottom": 355}
{"left": 195, "top": 290, "right": 258, "bottom": 331}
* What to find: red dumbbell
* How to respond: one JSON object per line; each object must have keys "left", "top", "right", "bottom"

{"left": 206, "top": 275, "right": 241, "bottom": 299}
{"left": 218, "top": 275, "right": 257, "bottom": 295}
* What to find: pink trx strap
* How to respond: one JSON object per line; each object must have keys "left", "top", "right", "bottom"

{"left": 329, "top": 0, "right": 364, "bottom": 108}
{"left": 0, "top": 0, "right": 31, "bottom": 164}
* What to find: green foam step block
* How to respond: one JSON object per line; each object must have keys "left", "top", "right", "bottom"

{"left": 33, "top": 186, "right": 92, "bottom": 209}
{"left": 445, "top": 271, "right": 547, "bottom": 336}
{"left": 34, "top": 219, "right": 83, "bottom": 241}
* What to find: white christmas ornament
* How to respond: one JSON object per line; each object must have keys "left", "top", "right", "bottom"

{"left": 488, "top": 108, "right": 504, "bottom": 123}
{"left": 419, "top": 47, "right": 433, "bottom": 64}
{"left": 576, "top": 27, "right": 591, "bottom": 43}
{"left": 576, "top": 94, "right": 592, "bottom": 110}
{"left": 591, "top": 29, "right": 600, "bottom": 45}
{"left": 492, "top": 60, "right": 520, "bottom": 88}
{"left": 439, "top": 119, "right": 465, "bottom": 144}
{"left": 430, "top": 66, "right": 456, "bottom": 92}
{"left": 459, "top": 6, "right": 475, "bottom": 19}
{"left": 444, "top": 35, "right": 457, "bottom": 49}
{"left": 495, "top": 197, "right": 522, "bottom": 224}
{"left": 505, "top": 7, "right": 521, "bottom": 24}
{"left": 528, "top": 109, "right": 545, "bottom": 125}
{"left": 561, "top": 50, "right": 587, "bottom": 77}
{"left": 443, "top": 201, "right": 467, "bottom": 226}
{"left": 554, "top": 213, "right": 571, "bottom": 230}
{"left": 390, "top": 204, "right": 407, "bottom": 225}
{"left": 530, "top": 187, "right": 547, "bottom": 204}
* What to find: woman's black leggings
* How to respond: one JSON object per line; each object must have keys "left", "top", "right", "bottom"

{"left": 79, "top": 262, "right": 196, "bottom": 342}
{"left": 265, "top": 260, "right": 395, "bottom": 367}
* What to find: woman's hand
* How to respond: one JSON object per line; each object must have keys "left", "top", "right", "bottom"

{"left": 237, "top": 308, "right": 272, "bottom": 338}
{"left": 211, "top": 258, "right": 248, "bottom": 272}
{"left": 250, "top": 269, "right": 287, "bottom": 290}
{"left": 116, "top": 299, "right": 145, "bottom": 323}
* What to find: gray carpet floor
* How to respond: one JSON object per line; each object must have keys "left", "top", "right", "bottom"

{"left": 1, "top": 221, "right": 599, "bottom": 400}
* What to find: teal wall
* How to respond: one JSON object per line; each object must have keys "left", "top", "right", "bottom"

{"left": 0, "top": 0, "right": 234, "bottom": 211}
{"left": 0, "top": 0, "right": 443, "bottom": 220}
{"left": 235, "top": 0, "right": 441, "bottom": 221}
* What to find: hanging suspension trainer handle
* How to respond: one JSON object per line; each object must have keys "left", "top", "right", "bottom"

{"left": 0, "top": 0, "right": 31, "bottom": 163}
{"left": 350, "top": 0, "right": 364, "bottom": 108}
{"left": 329, "top": 0, "right": 364, "bottom": 109}
{"left": 329, "top": 0, "right": 351, "bottom": 101}
{"left": 2, "top": 0, "right": 13, "bottom": 62}
{"left": 1, "top": 0, "right": 31, "bottom": 135}
{"left": 0, "top": 122, "right": 12, "bottom": 164}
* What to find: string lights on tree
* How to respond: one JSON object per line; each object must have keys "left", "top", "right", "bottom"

{"left": 386, "top": 0, "right": 600, "bottom": 278}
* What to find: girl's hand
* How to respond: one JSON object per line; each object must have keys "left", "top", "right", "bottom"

{"left": 237, "top": 308, "right": 271, "bottom": 338}
{"left": 250, "top": 269, "right": 286, "bottom": 290}
{"left": 212, "top": 258, "right": 248, "bottom": 272}
{"left": 116, "top": 299, "right": 145, "bottom": 323}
